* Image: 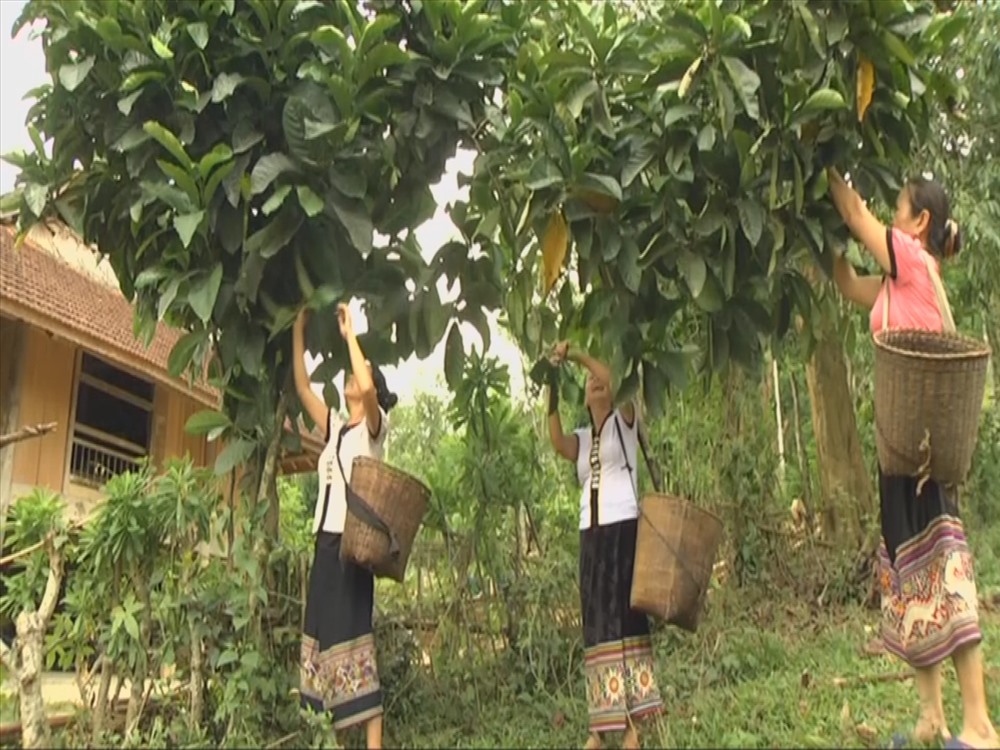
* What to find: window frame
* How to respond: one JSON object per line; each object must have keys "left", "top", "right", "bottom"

{"left": 65, "top": 350, "right": 156, "bottom": 489}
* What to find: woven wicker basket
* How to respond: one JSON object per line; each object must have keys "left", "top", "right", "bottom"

{"left": 874, "top": 329, "right": 991, "bottom": 484}
{"left": 340, "top": 457, "right": 431, "bottom": 583}
{"left": 630, "top": 493, "right": 723, "bottom": 634}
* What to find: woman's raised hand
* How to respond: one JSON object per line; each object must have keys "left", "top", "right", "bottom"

{"left": 550, "top": 340, "right": 570, "bottom": 365}
{"left": 337, "top": 303, "right": 354, "bottom": 340}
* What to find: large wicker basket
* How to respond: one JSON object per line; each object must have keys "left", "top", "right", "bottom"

{"left": 340, "top": 457, "right": 431, "bottom": 583}
{"left": 873, "top": 329, "right": 991, "bottom": 484}
{"left": 630, "top": 493, "right": 723, "bottom": 634}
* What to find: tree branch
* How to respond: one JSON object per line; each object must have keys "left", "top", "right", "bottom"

{"left": 37, "top": 545, "right": 64, "bottom": 627}
{"left": 0, "top": 423, "right": 57, "bottom": 450}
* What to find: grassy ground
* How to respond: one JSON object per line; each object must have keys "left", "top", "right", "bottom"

{"left": 386, "top": 522, "right": 1000, "bottom": 749}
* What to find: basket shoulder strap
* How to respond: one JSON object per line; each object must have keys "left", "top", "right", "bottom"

{"left": 335, "top": 433, "right": 400, "bottom": 557}
{"left": 881, "top": 276, "right": 890, "bottom": 332}
{"left": 613, "top": 414, "right": 639, "bottom": 503}
{"left": 921, "top": 252, "right": 957, "bottom": 334}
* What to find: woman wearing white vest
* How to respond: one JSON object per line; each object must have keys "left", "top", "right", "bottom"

{"left": 292, "top": 303, "right": 398, "bottom": 750}
{"left": 546, "top": 341, "right": 663, "bottom": 750}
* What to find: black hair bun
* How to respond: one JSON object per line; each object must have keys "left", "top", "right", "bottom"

{"left": 379, "top": 390, "right": 399, "bottom": 412}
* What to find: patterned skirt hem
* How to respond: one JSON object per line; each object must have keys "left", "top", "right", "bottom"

{"left": 588, "top": 702, "right": 663, "bottom": 734}
{"left": 882, "top": 619, "right": 983, "bottom": 668}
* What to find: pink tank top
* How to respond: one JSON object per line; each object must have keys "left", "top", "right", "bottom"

{"left": 869, "top": 228, "right": 945, "bottom": 334}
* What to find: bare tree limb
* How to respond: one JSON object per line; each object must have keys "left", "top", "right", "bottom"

{"left": 37, "top": 546, "right": 64, "bottom": 626}
{"left": 0, "top": 423, "right": 57, "bottom": 450}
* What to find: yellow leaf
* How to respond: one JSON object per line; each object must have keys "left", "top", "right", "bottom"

{"left": 540, "top": 209, "right": 568, "bottom": 296}
{"left": 856, "top": 56, "right": 875, "bottom": 123}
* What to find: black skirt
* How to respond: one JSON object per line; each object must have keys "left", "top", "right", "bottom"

{"left": 300, "top": 532, "right": 383, "bottom": 730}
{"left": 579, "top": 518, "right": 663, "bottom": 733}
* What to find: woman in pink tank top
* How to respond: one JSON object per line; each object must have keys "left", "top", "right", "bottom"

{"left": 825, "top": 170, "right": 997, "bottom": 750}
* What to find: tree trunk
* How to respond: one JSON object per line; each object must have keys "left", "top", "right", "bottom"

{"left": 0, "top": 317, "right": 26, "bottom": 529}
{"left": 188, "top": 616, "right": 204, "bottom": 730}
{"left": 804, "top": 319, "right": 873, "bottom": 544}
{"left": 258, "top": 389, "right": 290, "bottom": 543}
{"left": 125, "top": 576, "right": 153, "bottom": 736}
{"left": 772, "top": 356, "right": 786, "bottom": 488}
{"left": 0, "top": 544, "right": 63, "bottom": 750}
{"left": 91, "top": 656, "right": 113, "bottom": 743}
{"left": 789, "top": 370, "right": 813, "bottom": 506}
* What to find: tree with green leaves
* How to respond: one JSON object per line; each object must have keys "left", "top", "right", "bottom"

{"left": 4, "top": 0, "right": 522, "bottom": 524}
{"left": 447, "top": 0, "right": 964, "bottom": 542}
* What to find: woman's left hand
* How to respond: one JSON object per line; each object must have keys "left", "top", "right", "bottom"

{"left": 337, "top": 303, "right": 353, "bottom": 339}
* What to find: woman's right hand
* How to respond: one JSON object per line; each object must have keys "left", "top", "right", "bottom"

{"left": 549, "top": 340, "right": 569, "bottom": 365}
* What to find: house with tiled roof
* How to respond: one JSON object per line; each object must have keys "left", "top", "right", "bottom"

{"left": 0, "top": 219, "right": 323, "bottom": 521}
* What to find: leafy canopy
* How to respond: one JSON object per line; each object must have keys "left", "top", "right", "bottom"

{"left": 4, "top": 0, "right": 967, "bottom": 438}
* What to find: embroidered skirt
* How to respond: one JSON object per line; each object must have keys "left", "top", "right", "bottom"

{"left": 580, "top": 518, "right": 663, "bottom": 734}
{"left": 300, "top": 532, "right": 383, "bottom": 730}
{"left": 878, "top": 470, "right": 981, "bottom": 668}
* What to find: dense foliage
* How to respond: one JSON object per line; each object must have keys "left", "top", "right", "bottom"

{"left": 4, "top": 0, "right": 968, "bottom": 431}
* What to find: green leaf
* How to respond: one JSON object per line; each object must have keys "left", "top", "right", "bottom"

{"left": 326, "top": 190, "right": 373, "bottom": 256}
{"left": 23, "top": 183, "right": 47, "bottom": 217}
{"left": 443, "top": 323, "right": 464, "bottom": 390}
{"left": 199, "top": 144, "right": 234, "bottom": 180}
{"left": 188, "top": 263, "right": 223, "bottom": 323}
{"left": 621, "top": 138, "right": 656, "bottom": 189}
{"left": 187, "top": 22, "right": 210, "bottom": 50}
{"left": 664, "top": 104, "right": 700, "bottom": 127}
{"left": 58, "top": 57, "right": 95, "bottom": 92}
{"left": 880, "top": 29, "right": 916, "bottom": 66}
{"left": 214, "top": 439, "right": 255, "bottom": 476}
{"left": 156, "top": 158, "right": 199, "bottom": 202}
{"left": 211, "top": 72, "right": 245, "bottom": 103}
{"left": 143, "top": 121, "right": 194, "bottom": 171}
{"left": 721, "top": 56, "right": 760, "bottom": 121}
{"left": 185, "top": 409, "right": 231, "bottom": 436}
{"left": 168, "top": 331, "right": 205, "bottom": 378}
{"left": 140, "top": 180, "right": 193, "bottom": 213}
{"left": 697, "top": 124, "right": 717, "bottom": 151}
{"left": 578, "top": 173, "right": 622, "bottom": 202}
{"left": 262, "top": 185, "right": 293, "bottom": 216}
{"left": 158, "top": 278, "right": 181, "bottom": 320}
{"left": 233, "top": 121, "right": 264, "bottom": 154}
{"left": 736, "top": 200, "right": 764, "bottom": 246}
{"left": 123, "top": 612, "right": 140, "bottom": 641}
{"left": 150, "top": 35, "right": 174, "bottom": 60}
{"left": 173, "top": 211, "right": 204, "bottom": 248}
{"left": 296, "top": 185, "right": 324, "bottom": 217}
{"left": 329, "top": 163, "right": 367, "bottom": 199}
{"left": 357, "top": 42, "right": 410, "bottom": 85}
{"left": 800, "top": 88, "right": 847, "bottom": 114}
{"left": 619, "top": 240, "right": 641, "bottom": 294}
{"left": 238, "top": 327, "right": 266, "bottom": 376}
{"left": 251, "top": 153, "right": 298, "bottom": 196}
{"left": 678, "top": 252, "right": 706, "bottom": 297}
{"left": 246, "top": 205, "right": 303, "bottom": 260}
{"left": 567, "top": 79, "right": 599, "bottom": 120}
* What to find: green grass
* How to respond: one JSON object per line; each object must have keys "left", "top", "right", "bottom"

{"left": 385, "top": 525, "right": 1000, "bottom": 749}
